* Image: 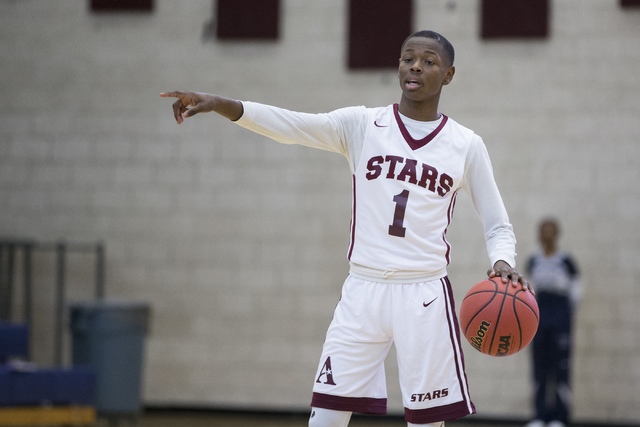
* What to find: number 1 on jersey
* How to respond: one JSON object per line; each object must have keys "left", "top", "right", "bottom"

{"left": 389, "top": 190, "right": 409, "bottom": 238}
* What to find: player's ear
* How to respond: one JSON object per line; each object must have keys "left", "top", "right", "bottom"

{"left": 443, "top": 66, "right": 455, "bottom": 85}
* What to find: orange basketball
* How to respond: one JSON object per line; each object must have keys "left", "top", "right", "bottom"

{"left": 459, "top": 278, "right": 539, "bottom": 357}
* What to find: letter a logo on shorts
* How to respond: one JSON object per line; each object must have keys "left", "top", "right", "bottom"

{"left": 316, "top": 356, "right": 337, "bottom": 385}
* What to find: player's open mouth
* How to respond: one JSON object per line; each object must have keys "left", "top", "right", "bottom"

{"left": 405, "top": 79, "right": 421, "bottom": 90}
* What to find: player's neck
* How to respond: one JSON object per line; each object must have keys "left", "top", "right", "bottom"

{"left": 398, "top": 97, "right": 440, "bottom": 122}
{"left": 543, "top": 245, "right": 557, "bottom": 257}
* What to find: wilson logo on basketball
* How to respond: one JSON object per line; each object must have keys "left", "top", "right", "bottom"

{"left": 470, "top": 320, "right": 491, "bottom": 351}
{"left": 496, "top": 335, "right": 512, "bottom": 356}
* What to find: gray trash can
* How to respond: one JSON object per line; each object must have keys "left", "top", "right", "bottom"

{"left": 69, "top": 302, "right": 150, "bottom": 416}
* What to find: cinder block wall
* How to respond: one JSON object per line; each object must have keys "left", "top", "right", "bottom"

{"left": 1, "top": 0, "right": 639, "bottom": 423}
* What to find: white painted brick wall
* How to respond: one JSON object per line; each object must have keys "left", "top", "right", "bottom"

{"left": 2, "top": 0, "right": 640, "bottom": 423}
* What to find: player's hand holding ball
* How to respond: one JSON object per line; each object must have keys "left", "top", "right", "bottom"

{"left": 459, "top": 261, "right": 538, "bottom": 357}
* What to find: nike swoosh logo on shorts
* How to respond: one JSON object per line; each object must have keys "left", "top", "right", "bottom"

{"left": 423, "top": 297, "right": 437, "bottom": 308}
{"left": 374, "top": 121, "right": 388, "bottom": 127}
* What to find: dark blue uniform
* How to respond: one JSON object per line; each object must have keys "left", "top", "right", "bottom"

{"left": 526, "top": 251, "right": 580, "bottom": 424}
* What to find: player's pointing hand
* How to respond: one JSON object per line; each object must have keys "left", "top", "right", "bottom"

{"left": 160, "top": 91, "right": 244, "bottom": 123}
{"left": 159, "top": 91, "right": 217, "bottom": 124}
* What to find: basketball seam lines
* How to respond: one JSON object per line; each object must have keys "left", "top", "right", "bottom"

{"left": 487, "top": 279, "right": 509, "bottom": 355}
{"left": 463, "top": 289, "right": 539, "bottom": 321}
{"left": 462, "top": 279, "right": 538, "bottom": 356}
{"left": 512, "top": 291, "right": 523, "bottom": 352}
{"left": 462, "top": 291, "right": 497, "bottom": 335}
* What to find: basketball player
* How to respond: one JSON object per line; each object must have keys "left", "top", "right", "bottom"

{"left": 525, "top": 219, "right": 581, "bottom": 427}
{"left": 161, "top": 30, "right": 533, "bottom": 427}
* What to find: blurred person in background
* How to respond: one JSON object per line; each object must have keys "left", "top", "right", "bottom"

{"left": 525, "top": 218, "right": 582, "bottom": 427}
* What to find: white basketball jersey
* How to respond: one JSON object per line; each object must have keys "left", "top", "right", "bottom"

{"left": 347, "top": 104, "right": 475, "bottom": 276}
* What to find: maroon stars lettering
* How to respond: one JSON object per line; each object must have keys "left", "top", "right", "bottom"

{"left": 365, "top": 155, "right": 453, "bottom": 197}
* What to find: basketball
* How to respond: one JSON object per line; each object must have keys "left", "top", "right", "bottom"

{"left": 459, "top": 278, "right": 539, "bottom": 357}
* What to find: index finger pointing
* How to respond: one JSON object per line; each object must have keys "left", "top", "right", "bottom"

{"left": 159, "top": 91, "right": 182, "bottom": 98}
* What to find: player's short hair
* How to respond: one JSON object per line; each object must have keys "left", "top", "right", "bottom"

{"left": 402, "top": 30, "right": 455, "bottom": 67}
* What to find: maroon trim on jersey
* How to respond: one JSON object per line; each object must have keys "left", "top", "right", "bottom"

{"left": 311, "top": 392, "right": 387, "bottom": 415}
{"left": 442, "top": 277, "right": 476, "bottom": 418}
{"left": 404, "top": 400, "right": 473, "bottom": 424}
{"left": 347, "top": 174, "right": 357, "bottom": 260}
{"left": 393, "top": 104, "right": 448, "bottom": 151}
{"left": 403, "top": 278, "right": 475, "bottom": 424}
{"left": 443, "top": 190, "right": 458, "bottom": 265}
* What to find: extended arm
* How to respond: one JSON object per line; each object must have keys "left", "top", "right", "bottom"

{"left": 161, "top": 93, "right": 368, "bottom": 173}
{"left": 159, "top": 91, "right": 243, "bottom": 123}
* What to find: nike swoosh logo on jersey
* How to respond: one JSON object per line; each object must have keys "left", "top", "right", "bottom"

{"left": 374, "top": 120, "right": 388, "bottom": 127}
{"left": 423, "top": 297, "right": 437, "bottom": 308}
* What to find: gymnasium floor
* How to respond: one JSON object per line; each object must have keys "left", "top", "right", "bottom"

{"left": 133, "top": 409, "right": 527, "bottom": 427}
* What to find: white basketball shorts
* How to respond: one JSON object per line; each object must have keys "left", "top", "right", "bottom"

{"left": 311, "top": 275, "right": 476, "bottom": 424}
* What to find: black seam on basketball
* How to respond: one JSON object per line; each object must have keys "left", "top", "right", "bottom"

{"left": 462, "top": 290, "right": 503, "bottom": 299}
{"left": 512, "top": 292, "right": 523, "bottom": 353}
{"left": 463, "top": 292, "right": 498, "bottom": 335}
{"left": 463, "top": 280, "right": 498, "bottom": 336}
{"left": 461, "top": 278, "right": 504, "bottom": 301}
{"left": 513, "top": 290, "right": 539, "bottom": 322}
{"left": 487, "top": 279, "right": 509, "bottom": 355}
